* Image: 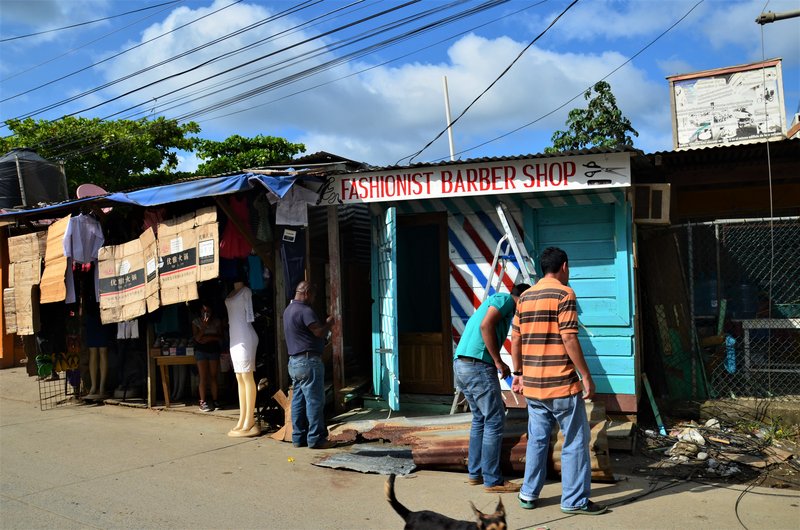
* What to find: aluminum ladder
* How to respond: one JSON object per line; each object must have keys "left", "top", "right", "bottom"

{"left": 450, "top": 202, "right": 537, "bottom": 414}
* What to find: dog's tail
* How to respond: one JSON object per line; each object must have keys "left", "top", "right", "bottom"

{"left": 385, "top": 474, "right": 410, "bottom": 521}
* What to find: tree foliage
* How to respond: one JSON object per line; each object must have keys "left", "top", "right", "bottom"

{"left": 195, "top": 134, "right": 306, "bottom": 176}
{"left": 545, "top": 81, "right": 638, "bottom": 154}
{"left": 0, "top": 116, "right": 200, "bottom": 193}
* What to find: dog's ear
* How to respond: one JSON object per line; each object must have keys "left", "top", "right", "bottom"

{"left": 494, "top": 497, "right": 505, "bottom": 517}
{"left": 470, "top": 501, "right": 484, "bottom": 518}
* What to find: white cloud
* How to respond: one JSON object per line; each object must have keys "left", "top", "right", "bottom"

{"left": 0, "top": 0, "right": 112, "bottom": 44}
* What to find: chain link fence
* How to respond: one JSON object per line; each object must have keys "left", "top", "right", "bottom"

{"left": 675, "top": 217, "right": 800, "bottom": 400}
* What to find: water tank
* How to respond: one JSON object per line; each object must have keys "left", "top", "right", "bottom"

{"left": 0, "top": 148, "right": 69, "bottom": 209}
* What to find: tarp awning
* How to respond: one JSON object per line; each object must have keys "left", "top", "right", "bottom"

{"left": 0, "top": 173, "right": 300, "bottom": 219}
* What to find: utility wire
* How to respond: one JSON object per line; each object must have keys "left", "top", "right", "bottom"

{"left": 441, "top": 0, "right": 704, "bottom": 162}
{"left": 16, "top": 0, "right": 520, "bottom": 163}
{"left": 1, "top": 0, "right": 245, "bottom": 103}
{"left": 0, "top": 0, "right": 181, "bottom": 42}
{"left": 35, "top": 0, "right": 502, "bottom": 159}
{"left": 399, "top": 0, "right": 579, "bottom": 164}
{"left": 116, "top": 0, "right": 495, "bottom": 123}
{"left": 3, "top": 0, "right": 325, "bottom": 122}
{"left": 0, "top": 1, "right": 186, "bottom": 83}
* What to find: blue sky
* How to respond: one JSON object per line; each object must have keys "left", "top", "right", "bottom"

{"left": 1, "top": 0, "right": 798, "bottom": 171}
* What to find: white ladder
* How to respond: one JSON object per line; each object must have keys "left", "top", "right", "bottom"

{"left": 483, "top": 202, "right": 536, "bottom": 300}
{"left": 450, "top": 202, "right": 537, "bottom": 414}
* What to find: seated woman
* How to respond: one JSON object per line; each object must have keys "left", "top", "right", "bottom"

{"left": 192, "top": 301, "right": 224, "bottom": 412}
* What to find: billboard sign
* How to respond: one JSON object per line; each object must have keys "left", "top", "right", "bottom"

{"left": 668, "top": 59, "right": 786, "bottom": 149}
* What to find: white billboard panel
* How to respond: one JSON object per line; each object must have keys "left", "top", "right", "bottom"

{"left": 669, "top": 59, "right": 786, "bottom": 150}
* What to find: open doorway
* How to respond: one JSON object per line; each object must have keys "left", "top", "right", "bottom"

{"left": 396, "top": 212, "right": 453, "bottom": 394}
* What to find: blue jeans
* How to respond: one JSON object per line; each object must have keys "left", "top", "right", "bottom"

{"left": 453, "top": 358, "right": 505, "bottom": 487}
{"left": 520, "top": 392, "right": 591, "bottom": 510}
{"left": 288, "top": 355, "right": 327, "bottom": 447}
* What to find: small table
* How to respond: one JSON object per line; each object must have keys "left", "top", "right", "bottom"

{"left": 153, "top": 355, "right": 196, "bottom": 407}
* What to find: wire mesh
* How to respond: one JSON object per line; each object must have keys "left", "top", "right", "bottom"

{"left": 38, "top": 370, "right": 82, "bottom": 411}
{"left": 676, "top": 217, "right": 800, "bottom": 400}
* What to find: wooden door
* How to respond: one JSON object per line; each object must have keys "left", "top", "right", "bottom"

{"left": 397, "top": 213, "right": 453, "bottom": 395}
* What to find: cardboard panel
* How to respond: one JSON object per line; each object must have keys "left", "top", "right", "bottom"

{"left": 39, "top": 215, "right": 71, "bottom": 304}
{"left": 98, "top": 236, "right": 147, "bottom": 324}
{"left": 7, "top": 232, "right": 45, "bottom": 335}
{"left": 3, "top": 288, "right": 16, "bottom": 334}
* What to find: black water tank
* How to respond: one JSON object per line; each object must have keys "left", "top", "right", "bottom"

{"left": 0, "top": 148, "right": 69, "bottom": 209}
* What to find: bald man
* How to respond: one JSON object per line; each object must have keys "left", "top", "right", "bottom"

{"left": 283, "top": 282, "right": 336, "bottom": 449}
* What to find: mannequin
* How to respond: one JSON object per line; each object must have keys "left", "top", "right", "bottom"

{"left": 84, "top": 298, "right": 111, "bottom": 400}
{"left": 225, "top": 276, "right": 260, "bottom": 437}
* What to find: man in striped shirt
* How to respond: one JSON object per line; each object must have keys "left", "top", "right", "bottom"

{"left": 510, "top": 247, "right": 607, "bottom": 516}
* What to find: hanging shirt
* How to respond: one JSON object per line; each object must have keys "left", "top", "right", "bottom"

{"left": 220, "top": 195, "right": 253, "bottom": 259}
{"left": 117, "top": 319, "right": 140, "bottom": 340}
{"left": 63, "top": 214, "right": 104, "bottom": 301}
{"left": 272, "top": 185, "right": 319, "bottom": 226}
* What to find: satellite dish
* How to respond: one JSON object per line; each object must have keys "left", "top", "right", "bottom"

{"left": 76, "top": 183, "right": 112, "bottom": 213}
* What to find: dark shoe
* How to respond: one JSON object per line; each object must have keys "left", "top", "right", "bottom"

{"left": 199, "top": 401, "right": 213, "bottom": 412}
{"left": 292, "top": 442, "right": 308, "bottom": 448}
{"left": 467, "top": 477, "right": 482, "bottom": 486}
{"left": 518, "top": 496, "right": 536, "bottom": 510}
{"left": 309, "top": 439, "right": 338, "bottom": 449}
{"left": 561, "top": 500, "right": 607, "bottom": 516}
{"left": 212, "top": 400, "right": 221, "bottom": 410}
{"left": 484, "top": 481, "right": 520, "bottom": 493}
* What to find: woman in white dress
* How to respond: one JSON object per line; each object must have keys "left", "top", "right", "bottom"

{"left": 225, "top": 278, "right": 260, "bottom": 437}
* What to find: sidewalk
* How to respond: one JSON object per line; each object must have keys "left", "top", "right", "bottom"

{"left": 1, "top": 367, "right": 798, "bottom": 529}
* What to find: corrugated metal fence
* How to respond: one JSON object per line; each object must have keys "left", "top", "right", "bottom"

{"left": 676, "top": 217, "right": 800, "bottom": 400}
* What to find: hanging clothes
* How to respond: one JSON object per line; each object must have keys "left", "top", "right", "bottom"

{"left": 253, "top": 194, "right": 274, "bottom": 243}
{"left": 272, "top": 185, "right": 319, "bottom": 226}
{"left": 247, "top": 254, "right": 265, "bottom": 291}
{"left": 63, "top": 213, "right": 104, "bottom": 302}
{"left": 280, "top": 227, "right": 306, "bottom": 300}
{"left": 220, "top": 195, "right": 253, "bottom": 259}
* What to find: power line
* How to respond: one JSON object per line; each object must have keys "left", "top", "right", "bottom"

{"left": 0, "top": 0, "right": 181, "bottom": 43}
{"left": 1, "top": 0, "right": 245, "bottom": 103}
{"left": 399, "top": 0, "right": 579, "bottom": 164}
{"left": 3, "top": 0, "right": 326, "bottom": 122}
{"left": 441, "top": 0, "right": 705, "bottom": 162}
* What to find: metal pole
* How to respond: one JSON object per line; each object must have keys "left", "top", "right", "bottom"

{"left": 14, "top": 155, "right": 27, "bottom": 207}
{"left": 442, "top": 76, "right": 456, "bottom": 161}
{"left": 756, "top": 9, "right": 800, "bottom": 24}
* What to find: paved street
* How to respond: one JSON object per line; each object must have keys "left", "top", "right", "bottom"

{"left": 1, "top": 366, "right": 798, "bottom": 530}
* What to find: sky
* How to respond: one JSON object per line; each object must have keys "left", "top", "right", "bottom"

{"left": 1, "top": 0, "right": 798, "bottom": 173}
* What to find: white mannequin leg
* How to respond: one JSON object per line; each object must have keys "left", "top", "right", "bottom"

{"left": 228, "top": 371, "right": 259, "bottom": 437}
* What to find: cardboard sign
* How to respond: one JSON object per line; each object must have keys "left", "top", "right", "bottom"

{"left": 140, "top": 227, "right": 160, "bottom": 314}
{"left": 6, "top": 232, "right": 46, "bottom": 335}
{"left": 97, "top": 229, "right": 160, "bottom": 324}
{"left": 3, "top": 288, "right": 16, "bottom": 334}
{"left": 39, "top": 215, "right": 71, "bottom": 304}
{"left": 157, "top": 207, "right": 218, "bottom": 306}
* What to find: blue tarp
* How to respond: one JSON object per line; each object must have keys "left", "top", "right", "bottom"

{"left": 0, "top": 173, "right": 299, "bottom": 218}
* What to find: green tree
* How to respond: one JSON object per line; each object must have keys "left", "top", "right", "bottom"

{"left": 195, "top": 134, "right": 306, "bottom": 176}
{"left": 0, "top": 116, "right": 200, "bottom": 192}
{"left": 545, "top": 81, "right": 638, "bottom": 154}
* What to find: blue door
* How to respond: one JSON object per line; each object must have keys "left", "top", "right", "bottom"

{"left": 371, "top": 206, "right": 400, "bottom": 410}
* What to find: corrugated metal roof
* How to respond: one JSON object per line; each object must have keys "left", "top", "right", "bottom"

{"left": 355, "top": 145, "right": 642, "bottom": 173}
{"left": 648, "top": 137, "right": 799, "bottom": 167}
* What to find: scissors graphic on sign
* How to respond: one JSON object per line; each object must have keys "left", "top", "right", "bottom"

{"left": 583, "top": 161, "right": 626, "bottom": 178}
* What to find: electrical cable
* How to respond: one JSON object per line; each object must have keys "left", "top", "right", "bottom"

{"left": 6, "top": 0, "right": 509, "bottom": 160}
{"left": 187, "top": 1, "right": 547, "bottom": 124}
{"left": 399, "top": 0, "right": 578, "bottom": 164}
{"left": 0, "top": 0, "right": 181, "bottom": 42}
{"left": 0, "top": 0, "right": 245, "bottom": 103}
{"left": 438, "top": 0, "right": 705, "bottom": 163}
{"left": 0, "top": 1, "right": 187, "bottom": 83}
{"left": 3, "top": 0, "right": 326, "bottom": 122}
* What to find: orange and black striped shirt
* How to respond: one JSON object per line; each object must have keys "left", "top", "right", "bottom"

{"left": 512, "top": 277, "right": 582, "bottom": 400}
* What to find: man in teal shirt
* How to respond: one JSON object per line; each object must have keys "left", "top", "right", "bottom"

{"left": 454, "top": 283, "right": 530, "bottom": 493}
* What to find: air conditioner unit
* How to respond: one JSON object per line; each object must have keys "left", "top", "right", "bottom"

{"left": 633, "top": 183, "right": 671, "bottom": 225}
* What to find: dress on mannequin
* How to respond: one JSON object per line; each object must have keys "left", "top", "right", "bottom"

{"left": 225, "top": 281, "right": 260, "bottom": 437}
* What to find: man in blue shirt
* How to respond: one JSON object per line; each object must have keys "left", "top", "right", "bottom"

{"left": 284, "top": 281, "right": 335, "bottom": 449}
{"left": 454, "top": 283, "right": 530, "bottom": 493}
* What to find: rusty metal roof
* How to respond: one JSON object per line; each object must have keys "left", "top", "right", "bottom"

{"left": 648, "top": 137, "right": 800, "bottom": 167}
{"left": 357, "top": 145, "right": 642, "bottom": 173}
